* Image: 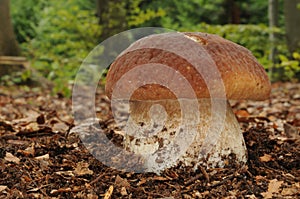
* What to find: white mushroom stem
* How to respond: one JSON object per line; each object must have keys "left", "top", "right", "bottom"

{"left": 119, "top": 98, "right": 247, "bottom": 173}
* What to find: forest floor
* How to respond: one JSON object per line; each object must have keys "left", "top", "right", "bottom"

{"left": 0, "top": 82, "right": 299, "bottom": 198}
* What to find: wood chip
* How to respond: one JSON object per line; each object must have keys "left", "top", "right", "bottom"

{"left": 104, "top": 185, "right": 114, "bottom": 199}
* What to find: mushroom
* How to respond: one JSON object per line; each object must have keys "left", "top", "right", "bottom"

{"left": 105, "top": 32, "right": 271, "bottom": 173}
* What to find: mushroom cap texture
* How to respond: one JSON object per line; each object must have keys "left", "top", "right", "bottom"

{"left": 105, "top": 32, "right": 271, "bottom": 101}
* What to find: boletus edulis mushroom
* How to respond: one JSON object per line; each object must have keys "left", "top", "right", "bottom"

{"left": 105, "top": 32, "right": 271, "bottom": 173}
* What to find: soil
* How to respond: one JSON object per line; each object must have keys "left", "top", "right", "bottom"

{"left": 0, "top": 82, "right": 299, "bottom": 198}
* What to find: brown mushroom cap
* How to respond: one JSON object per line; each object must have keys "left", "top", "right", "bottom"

{"left": 105, "top": 32, "right": 271, "bottom": 101}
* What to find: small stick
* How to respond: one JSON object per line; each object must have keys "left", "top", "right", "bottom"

{"left": 184, "top": 173, "right": 203, "bottom": 185}
{"left": 200, "top": 166, "right": 210, "bottom": 182}
{"left": 89, "top": 173, "right": 106, "bottom": 185}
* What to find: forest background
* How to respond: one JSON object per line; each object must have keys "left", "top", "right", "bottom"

{"left": 1, "top": 0, "right": 300, "bottom": 96}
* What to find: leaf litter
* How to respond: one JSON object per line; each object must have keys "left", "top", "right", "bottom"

{"left": 0, "top": 82, "right": 299, "bottom": 198}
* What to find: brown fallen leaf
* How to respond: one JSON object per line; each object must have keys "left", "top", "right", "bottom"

{"left": 12, "top": 110, "right": 40, "bottom": 125}
{"left": 259, "top": 154, "right": 274, "bottom": 162}
{"left": 120, "top": 187, "right": 128, "bottom": 196}
{"left": 115, "top": 175, "right": 130, "bottom": 188}
{"left": 0, "top": 121, "right": 14, "bottom": 132}
{"left": 52, "top": 122, "right": 69, "bottom": 133}
{"left": 86, "top": 193, "right": 98, "bottom": 199}
{"left": 25, "top": 122, "right": 40, "bottom": 132}
{"left": 0, "top": 185, "right": 7, "bottom": 192}
{"left": 261, "top": 179, "right": 283, "bottom": 199}
{"left": 281, "top": 187, "right": 299, "bottom": 196}
{"left": 17, "top": 144, "right": 35, "bottom": 157}
{"left": 255, "top": 175, "right": 265, "bottom": 180}
{"left": 4, "top": 152, "right": 20, "bottom": 164}
{"left": 74, "top": 161, "right": 93, "bottom": 176}
{"left": 284, "top": 123, "right": 300, "bottom": 139}
{"left": 234, "top": 109, "right": 250, "bottom": 118}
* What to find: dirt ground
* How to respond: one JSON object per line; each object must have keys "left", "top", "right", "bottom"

{"left": 0, "top": 82, "right": 299, "bottom": 198}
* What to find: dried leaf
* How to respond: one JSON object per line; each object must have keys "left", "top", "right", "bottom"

{"left": 259, "top": 154, "right": 273, "bottom": 162}
{"left": 52, "top": 122, "right": 69, "bottom": 133}
{"left": 86, "top": 193, "right": 98, "bottom": 199}
{"left": 261, "top": 179, "right": 283, "bottom": 199}
{"left": 17, "top": 144, "right": 35, "bottom": 157}
{"left": 281, "top": 187, "right": 298, "bottom": 196}
{"left": 120, "top": 187, "right": 128, "bottom": 196}
{"left": 0, "top": 185, "right": 7, "bottom": 192}
{"left": 235, "top": 110, "right": 250, "bottom": 117}
{"left": 25, "top": 122, "right": 40, "bottom": 131}
{"left": 0, "top": 121, "right": 14, "bottom": 132}
{"left": 255, "top": 175, "right": 265, "bottom": 181}
{"left": 115, "top": 175, "right": 130, "bottom": 188}
{"left": 12, "top": 110, "right": 40, "bottom": 125}
{"left": 284, "top": 123, "right": 300, "bottom": 139}
{"left": 4, "top": 152, "right": 20, "bottom": 164}
{"left": 74, "top": 161, "right": 93, "bottom": 176}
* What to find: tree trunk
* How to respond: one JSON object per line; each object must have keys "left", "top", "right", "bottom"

{"left": 222, "top": 0, "right": 241, "bottom": 24}
{"left": 0, "top": 0, "right": 20, "bottom": 56}
{"left": 268, "top": 0, "right": 279, "bottom": 80}
{"left": 284, "top": 0, "right": 300, "bottom": 54}
{"left": 95, "top": 0, "right": 127, "bottom": 40}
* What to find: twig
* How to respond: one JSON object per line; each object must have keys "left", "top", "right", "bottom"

{"left": 210, "top": 174, "right": 236, "bottom": 188}
{"left": 200, "top": 166, "right": 210, "bottom": 182}
{"left": 89, "top": 173, "right": 106, "bottom": 185}
{"left": 184, "top": 173, "right": 203, "bottom": 185}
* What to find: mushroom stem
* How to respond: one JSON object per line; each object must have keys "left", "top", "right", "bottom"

{"left": 122, "top": 98, "right": 247, "bottom": 173}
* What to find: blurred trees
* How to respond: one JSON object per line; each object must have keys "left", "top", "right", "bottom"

{"left": 96, "top": 0, "right": 127, "bottom": 40}
{"left": 0, "top": 0, "right": 20, "bottom": 56}
{"left": 284, "top": 0, "right": 300, "bottom": 54}
{"left": 137, "top": 0, "right": 284, "bottom": 28}
{"left": 268, "top": 0, "right": 279, "bottom": 78}
{"left": 4, "top": 0, "right": 299, "bottom": 93}
{"left": 95, "top": 0, "right": 164, "bottom": 40}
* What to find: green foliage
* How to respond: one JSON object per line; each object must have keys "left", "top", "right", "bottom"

{"left": 0, "top": 69, "right": 31, "bottom": 86}
{"left": 98, "top": 0, "right": 128, "bottom": 40}
{"left": 140, "top": 0, "right": 224, "bottom": 27}
{"left": 9, "top": 0, "right": 298, "bottom": 95}
{"left": 139, "top": 0, "right": 285, "bottom": 27}
{"left": 10, "top": 0, "right": 47, "bottom": 42}
{"left": 98, "top": 0, "right": 165, "bottom": 39}
{"left": 274, "top": 52, "right": 300, "bottom": 81}
{"left": 19, "top": 0, "right": 101, "bottom": 96}
{"left": 127, "top": 0, "right": 165, "bottom": 27}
